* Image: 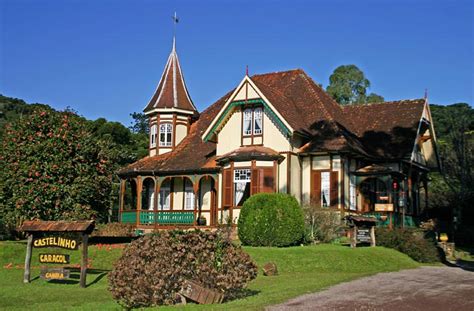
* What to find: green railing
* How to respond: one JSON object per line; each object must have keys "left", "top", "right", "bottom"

{"left": 121, "top": 211, "right": 137, "bottom": 224}
{"left": 120, "top": 211, "right": 195, "bottom": 225}
{"left": 362, "top": 212, "right": 419, "bottom": 228}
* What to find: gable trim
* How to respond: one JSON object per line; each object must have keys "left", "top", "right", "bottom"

{"left": 203, "top": 98, "right": 291, "bottom": 142}
{"left": 201, "top": 75, "right": 294, "bottom": 141}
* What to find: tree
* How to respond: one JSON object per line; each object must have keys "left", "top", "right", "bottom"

{"left": 430, "top": 104, "right": 474, "bottom": 225}
{"left": 366, "top": 93, "right": 385, "bottom": 103}
{"left": 326, "top": 65, "right": 384, "bottom": 105}
{"left": 0, "top": 108, "right": 116, "bottom": 229}
{"left": 129, "top": 112, "right": 149, "bottom": 135}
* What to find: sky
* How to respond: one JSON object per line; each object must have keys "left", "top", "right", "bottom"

{"left": 1, "top": 0, "right": 473, "bottom": 126}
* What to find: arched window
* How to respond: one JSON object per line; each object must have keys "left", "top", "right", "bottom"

{"left": 150, "top": 124, "right": 157, "bottom": 148}
{"left": 243, "top": 109, "right": 252, "bottom": 136}
{"left": 141, "top": 178, "right": 155, "bottom": 211}
{"left": 159, "top": 123, "right": 172, "bottom": 147}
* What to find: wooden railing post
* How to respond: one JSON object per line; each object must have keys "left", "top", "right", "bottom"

{"left": 154, "top": 178, "right": 160, "bottom": 229}
{"left": 119, "top": 179, "right": 125, "bottom": 223}
{"left": 136, "top": 176, "right": 142, "bottom": 226}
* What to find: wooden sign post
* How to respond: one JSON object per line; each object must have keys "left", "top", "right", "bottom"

{"left": 18, "top": 220, "right": 95, "bottom": 288}
{"left": 345, "top": 215, "right": 377, "bottom": 248}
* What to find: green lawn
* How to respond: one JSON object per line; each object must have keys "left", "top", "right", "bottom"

{"left": 0, "top": 241, "right": 420, "bottom": 310}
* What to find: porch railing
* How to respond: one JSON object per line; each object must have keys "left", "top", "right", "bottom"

{"left": 120, "top": 210, "right": 195, "bottom": 225}
{"left": 363, "top": 212, "right": 419, "bottom": 228}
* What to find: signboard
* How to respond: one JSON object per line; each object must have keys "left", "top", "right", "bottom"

{"left": 180, "top": 280, "right": 224, "bottom": 304}
{"left": 375, "top": 203, "right": 394, "bottom": 212}
{"left": 39, "top": 253, "right": 70, "bottom": 264}
{"left": 33, "top": 236, "right": 78, "bottom": 250}
{"left": 356, "top": 228, "right": 372, "bottom": 243}
{"left": 40, "top": 268, "right": 70, "bottom": 280}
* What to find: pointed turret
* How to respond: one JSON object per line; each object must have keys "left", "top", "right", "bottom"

{"left": 145, "top": 32, "right": 198, "bottom": 157}
{"left": 144, "top": 38, "right": 197, "bottom": 113}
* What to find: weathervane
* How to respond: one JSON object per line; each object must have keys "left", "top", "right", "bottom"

{"left": 172, "top": 12, "right": 179, "bottom": 46}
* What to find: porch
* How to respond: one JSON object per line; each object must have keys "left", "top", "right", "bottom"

{"left": 119, "top": 174, "right": 219, "bottom": 228}
{"left": 349, "top": 164, "right": 427, "bottom": 228}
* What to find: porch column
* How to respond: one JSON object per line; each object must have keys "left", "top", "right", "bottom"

{"left": 136, "top": 176, "right": 142, "bottom": 226}
{"left": 193, "top": 176, "right": 199, "bottom": 226}
{"left": 119, "top": 179, "right": 126, "bottom": 223}
{"left": 154, "top": 177, "right": 160, "bottom": 229}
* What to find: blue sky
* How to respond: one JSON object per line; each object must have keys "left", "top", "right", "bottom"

{"left": 1, "top": 0, "right": 472, "bottom": 126}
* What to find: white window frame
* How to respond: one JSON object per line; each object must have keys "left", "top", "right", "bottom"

{"left": 159, "top": 123, "right": 173, "bottom": 147}
{"left": 234, "top": 169, "right": 251, "bottom": 206}
{"left": 243, "top": 109, "right": 253, "bottom": 136}
{"left": 150, "top": 124, "right": 157, "bottom": 148}
{"left": 321, "top": 172, "right": 330, "bottom": 207}
{"left": 253, "top": 107, "right": 263, "bottom": 135}
{"left": 158, "top": 185, "right": 171, "bottom": 210}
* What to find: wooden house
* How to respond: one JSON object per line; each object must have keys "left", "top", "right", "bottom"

{"left": 117, "top": 38, "right": 440, "bottom": 230}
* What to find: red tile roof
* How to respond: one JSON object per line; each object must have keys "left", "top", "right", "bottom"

{"left": 343, "top": 99, "right": 425, "bottom": 158}
{"left": 120, "top": 69, "right": 427, "bottom": 175}
{"left": 216, "top": 146, "right": 283, "bottom": 163}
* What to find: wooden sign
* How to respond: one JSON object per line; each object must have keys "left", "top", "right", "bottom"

{"left": 180, "top": 280, "right": 224, "bottom": 304}
{"left": 356, "top": 228, "right": 372, "bottom": 243}
{"left": 39, "top": 253, "right": 70, "bottom": 264}
{"left": 40, "top": 268, "right": 70, "bottom": 280}
{"left": 375, "top": 203, "right": 394, "bottom": 212}
{"left": 34, "top": 236, "right": 78, "bottom": 250}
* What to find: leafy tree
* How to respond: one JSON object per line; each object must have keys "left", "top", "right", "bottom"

{"left": 0, "top": 108, "right": 117, "bottom": 229}
{"left": 129, "top": 112, "right": 149, "bottom": 135}
{"left": 366, "top": 93, "right": 385, "bottom": 103}
{"left": 326, "top": 65, "right": 384, "bottom": 105}
{"left": 429, "top": 103, "right": 474, "bottom": 226}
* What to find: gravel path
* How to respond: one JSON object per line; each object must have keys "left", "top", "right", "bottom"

{"left": 267, "top": 266, "right": 474, "bottom": 311}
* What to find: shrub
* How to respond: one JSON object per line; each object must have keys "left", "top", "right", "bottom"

{"left": 92, "top": 222, "right": 135, "bottom": 237}
{"left": 376, "top": 228, "right": 441, "bottom": 263}
{"left": 238, "top": 193, "right": 305, "bottom": 247}
{"left": 303, "top": 205, "right": 344, "bottom": 243}
{"left": 108, "top": 230, "right": 257, "bottom": 308}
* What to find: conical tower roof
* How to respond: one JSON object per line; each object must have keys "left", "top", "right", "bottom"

{"left": 144, "top": 38, "right": 197, "bottom": 113}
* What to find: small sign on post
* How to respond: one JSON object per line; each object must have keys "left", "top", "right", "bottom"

{"left": 40, "top": 268, "right": 71, "bottom": 280}
{"left": 18, "top": 220, "right": 95, "bottom": 288}
{"left": 39, "top": 253, "right": 70, "bottom": 264}
{"left": 345, "top": 215, "right": 377, "bottom": 248}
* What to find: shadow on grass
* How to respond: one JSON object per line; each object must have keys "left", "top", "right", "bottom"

{"left": 31, "top": 268, "right": 111, "bottom": 287}
{"left": 223, "top": 289, "right": 260, "bottom": 303}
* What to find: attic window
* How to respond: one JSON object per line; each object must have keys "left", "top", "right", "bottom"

{"left": 159, "top": 123, "right": 172, "bottom": 147}
{"left": 242, "top": 107, "right": 263, "bottom": 136}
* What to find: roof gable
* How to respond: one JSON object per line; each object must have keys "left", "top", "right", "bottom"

{"left": 201, "top": 75, "right": 294, "bottom": 142}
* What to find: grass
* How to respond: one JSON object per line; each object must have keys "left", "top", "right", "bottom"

{"left": 0, "top": 241, "right": 420, "bottom": 310}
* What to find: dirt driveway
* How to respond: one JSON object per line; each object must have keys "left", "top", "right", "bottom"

{"left": 268, "top": 266, "right": 474, "bottom": 311}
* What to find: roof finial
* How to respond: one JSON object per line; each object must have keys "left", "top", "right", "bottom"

{"left": 424, "top": 88, "right": 428, "bottom": 100}
{"left": 246, "top": 65, "right": 249, "bottom": 76}
{"left": 172, "top": 12, "right": 179, "bottom": 51}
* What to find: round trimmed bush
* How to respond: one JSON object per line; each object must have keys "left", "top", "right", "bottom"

{"left": 108, "top": 230, "right": 257, "bottom": 308}
{"left": 238, "top": 193, "right": 305, "bottom": 247}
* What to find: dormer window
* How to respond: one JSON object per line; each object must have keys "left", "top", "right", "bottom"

{"left": 159, "top": 123, "right": 173, "bottom": 147}
{"left": 150, "top": 124, "right": 157, "bottom": 148}
{"left": 242, "top": 107, "right": 263, "bottom": 136}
